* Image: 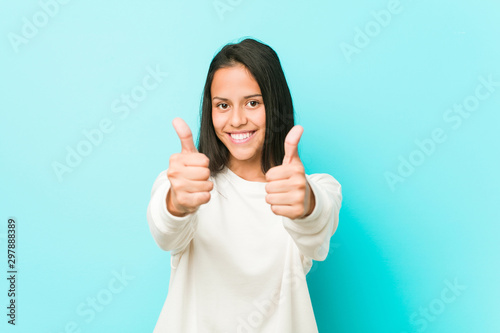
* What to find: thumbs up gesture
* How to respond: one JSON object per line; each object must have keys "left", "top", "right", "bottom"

{"left": 265, "top": 125, "right": 316, "bottom": 220}
{"left": 166, "top": 118, "right": 214, "bottom": 217}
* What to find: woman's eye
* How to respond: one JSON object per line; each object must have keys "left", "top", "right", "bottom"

{"left": 217, "top": 103, "right": 229, "bottom": 110}
{"left": 247, "top": 100, "right": 259, "bottom": 107}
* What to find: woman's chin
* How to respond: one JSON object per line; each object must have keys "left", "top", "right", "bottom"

{"left": 229, "top": 152, "right": 259, "bottom": 165}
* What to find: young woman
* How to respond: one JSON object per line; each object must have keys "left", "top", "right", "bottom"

{"left": 147, "top": 38, "right": 342, "bottom": 332}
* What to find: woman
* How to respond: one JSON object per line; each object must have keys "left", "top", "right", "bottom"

{"left": 147, "top": 38, "right": 342, "bottom": 332}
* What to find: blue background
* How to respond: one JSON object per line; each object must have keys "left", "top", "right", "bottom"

{"left": 1, "top": 0, "right": 499, "bottom": 332}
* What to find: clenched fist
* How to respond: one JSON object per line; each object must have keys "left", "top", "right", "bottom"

{"left": 166, "top": 118, "right": 213, "bottom": 217}
{"left": 265, "top": 125, "right": 315, "bottom": 220}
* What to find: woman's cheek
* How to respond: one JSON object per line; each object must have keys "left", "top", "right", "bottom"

{"left": 212, "top": 111, "right": 224, "bottom": 133}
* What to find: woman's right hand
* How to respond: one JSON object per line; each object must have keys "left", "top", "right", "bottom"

{"left": 166, "top": 117, "right": 214, "bottom": 217}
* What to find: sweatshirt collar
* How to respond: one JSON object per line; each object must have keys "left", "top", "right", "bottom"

{"left": 219, "top": 166, "right": 267, "bottom": 194}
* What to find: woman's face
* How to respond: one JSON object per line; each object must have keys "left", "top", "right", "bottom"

{"left": 211, "top": 64, "right": 266, "bottom": 170}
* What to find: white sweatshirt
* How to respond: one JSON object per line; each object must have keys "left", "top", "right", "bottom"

{"left": 147, "top": 166, "right": 342, "bottom": 333}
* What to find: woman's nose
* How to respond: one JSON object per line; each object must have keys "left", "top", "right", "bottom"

{"left": 230, "top": 105, "right": 247, "bottom": 127}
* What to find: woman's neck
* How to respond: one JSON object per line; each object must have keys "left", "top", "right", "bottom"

{"left": 227, "top": 159, "right": 267, "bottom": 182}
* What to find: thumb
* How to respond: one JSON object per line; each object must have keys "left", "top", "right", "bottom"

{"left": 172, "top": 117, "right": 198, "bottom": 153}
{"left": 282, "top": 125, "right": 303, "bottom": 165}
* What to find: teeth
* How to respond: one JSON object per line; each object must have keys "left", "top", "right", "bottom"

{"left": 230, "top": 132, "right": 253, "bottom": 140}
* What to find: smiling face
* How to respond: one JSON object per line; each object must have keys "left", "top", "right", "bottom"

{"left": 211, "top": 64, "right": 266, "bottom": 174}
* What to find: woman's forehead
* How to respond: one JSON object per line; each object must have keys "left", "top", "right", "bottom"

{"left": 211, "top": 65, "right": 261, "bottom": 97}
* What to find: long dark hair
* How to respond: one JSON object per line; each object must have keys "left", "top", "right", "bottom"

{"left": 198, "top": 38, "right": 295, "bottom": 176}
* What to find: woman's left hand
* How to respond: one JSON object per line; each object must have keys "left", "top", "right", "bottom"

{"left": 265, "top": 125, "right": 316, "bottom": 220}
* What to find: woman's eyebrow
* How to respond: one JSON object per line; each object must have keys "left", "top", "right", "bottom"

{"left": 212, "top": 94, "right": 262, "bottom": 101}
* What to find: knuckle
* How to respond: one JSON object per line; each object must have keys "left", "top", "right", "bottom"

{"left": 169, "top": 178, "right": 178, "bottom": 191}
{"left": 203, "top": 154, "right": 210, "bottom": 166}
{"left": 197, "top": 153, "right": 210, "bottom": 166}
{"left": 169, "top": 153, "right": 180, "bottom": 164}
{"left": 295, "top": 164, "right": 305, "bottom": 173}
{"left": 167, "top": 168, "right": 180, "bottom": 180}
{"left": 176, "top": 193, "right": 186, "bottom": 206}
{"left": 296, "top": 178, "right": 306, "bottom": 190}
{"left": 203, "top": 181, "right": 212, "bottom": 192}
{"left": 265, "top": 194, "right": 271, "bottom": 204}
{"left": 200, "top": 192, "right": 210, "bottom": 204}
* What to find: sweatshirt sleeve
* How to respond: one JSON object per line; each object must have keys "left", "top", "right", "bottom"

{"left": 146, "top": 170, "right": 198, "bottom": 254}
{"left": 282, "top": 173, "right": 342, "bottom": 262}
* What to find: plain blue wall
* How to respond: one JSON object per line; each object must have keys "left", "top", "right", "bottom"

{"left": 1, "top": 0, "right": 499, "bottom": 332}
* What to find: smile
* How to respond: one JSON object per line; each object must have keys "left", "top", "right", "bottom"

{"left": 227, "top": 131, "right": 256, "bottom": 144}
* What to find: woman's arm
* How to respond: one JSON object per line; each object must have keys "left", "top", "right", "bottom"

{"left": 282, "top": 173, "right": 342, "bottom": 261}
{"left": 146, "top": 171, "right": 198, "bottom": 254}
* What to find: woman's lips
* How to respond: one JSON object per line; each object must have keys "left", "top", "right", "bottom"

{"left": 227, "top": 131, "right": 256, "bottom": 144}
